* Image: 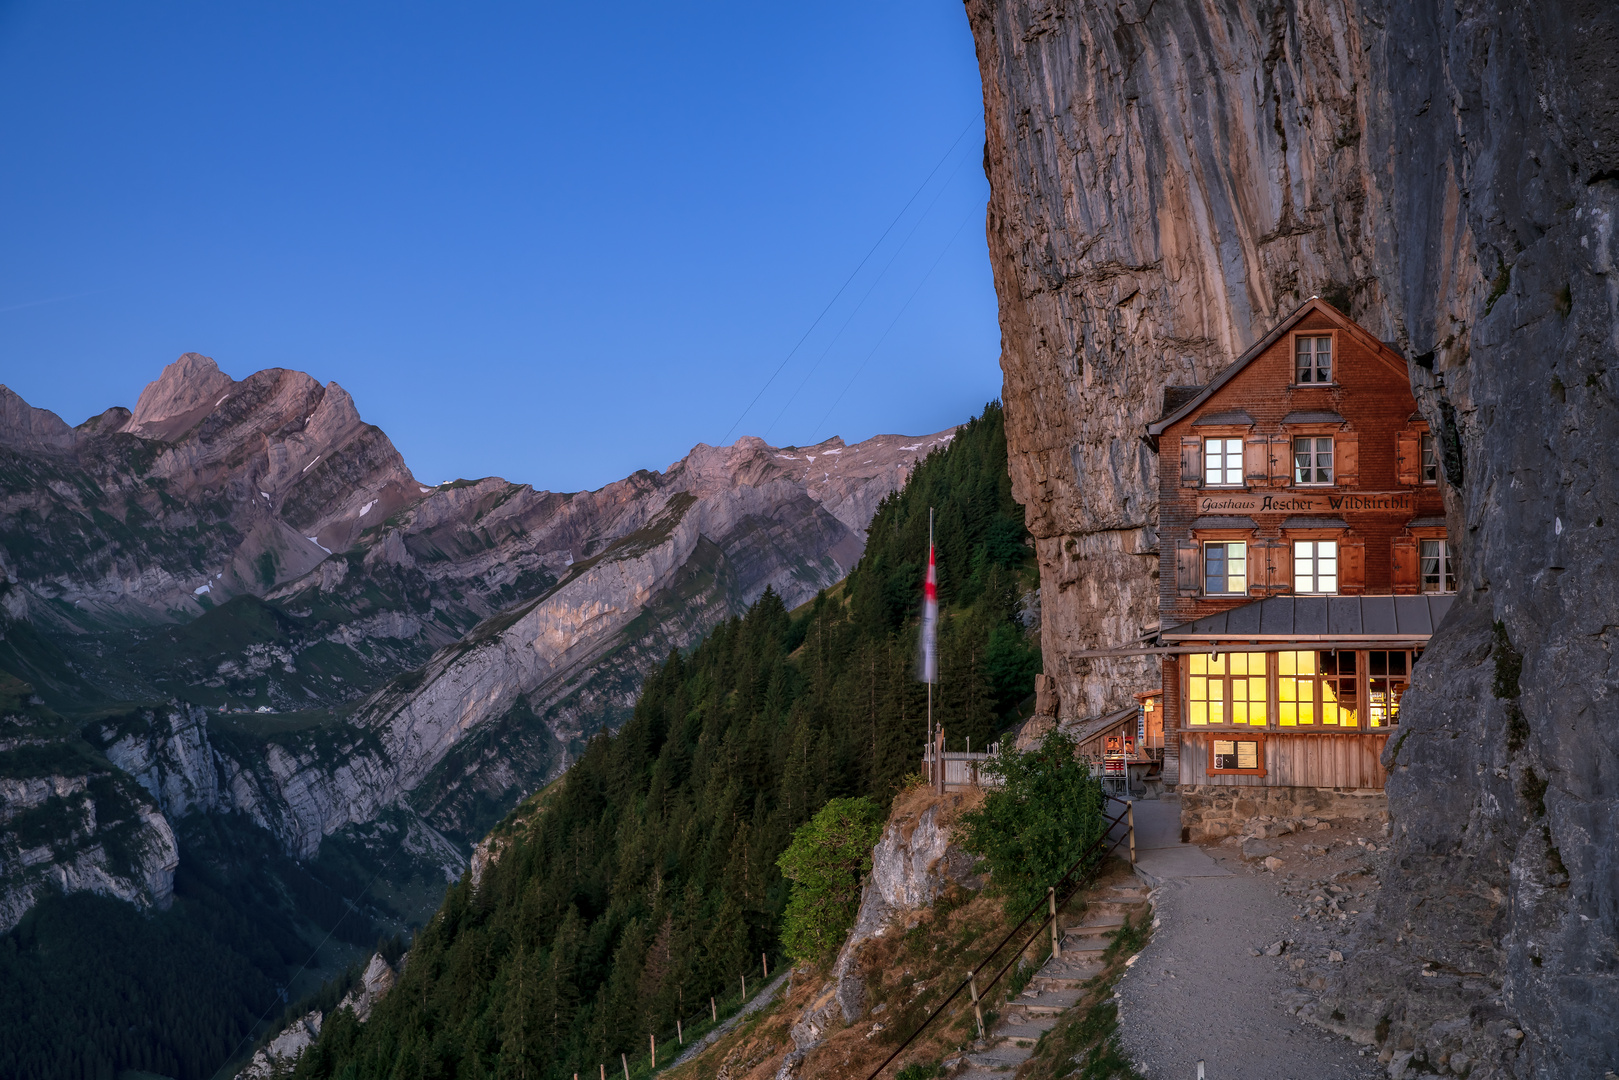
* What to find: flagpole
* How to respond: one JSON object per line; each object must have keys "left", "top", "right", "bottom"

{"left": 928, "top": 508, "right": 934, "bottom": 789}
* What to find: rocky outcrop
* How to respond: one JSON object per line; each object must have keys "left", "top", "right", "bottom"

{"left": 968, "top": 0, "right": 1617, "bottom": 1074}
{"left": 236, "top": 1010, "right": 322, "bottom": 1080}
{"left": 0, "top": 760, "right": 179, "bottom": 931}
{"left": 776, "top": 790, "right": 982, "bottom": 1078}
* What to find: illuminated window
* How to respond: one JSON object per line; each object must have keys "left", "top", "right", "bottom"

{"left": 1187, "top": 653, "right": 1224, "bottom": 727}
{"left": 1278, "top": 651, "right": 1317, "bottom": 726}
{"left": 1187, "top": 652, "right": 1268, "bottom": 727}
{"left": 1420, "top": 539, "right": 1455, "bottom": 593}
{"left": 1229, "top": 652, "right": 1268, "bottom": 726}
{"left": 1293, "top": 540, "right": 1338, "bottom": 594}
{"left": 1420, "top": 433, "right": 1438, "bottom": 484}
{"left": 1203, "top": 437, "right": 1244, "bottom": 486}
{"left": 1369, "top": 651, "right": 1410, "bottom": 727}
{"left": 1321, "top": 651, "right": 1358, "bottom": 727}
{"left": 1295, "top": 336, "right": 1332, "bottom": 383}
{"left": 1293, "top": 437, "right": 1334, "bottom": 485}
{"left": 1204, "top": 542, "right": 1247, "bottom": 594}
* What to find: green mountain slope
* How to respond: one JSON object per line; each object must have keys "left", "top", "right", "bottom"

{"left": 290, "top": 403, "right": 1038, "bottom": 1080}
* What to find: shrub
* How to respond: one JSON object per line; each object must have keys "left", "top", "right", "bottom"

{"left": 778, "top": 796, "right": 886, "bottom": 963}
{"left": 958, "top": 730, "right": 1105, "bottom": 914}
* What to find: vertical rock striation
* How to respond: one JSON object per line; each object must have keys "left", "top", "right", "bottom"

{"left": 966, "top": 0, "right": 1617, "bottom": 1074}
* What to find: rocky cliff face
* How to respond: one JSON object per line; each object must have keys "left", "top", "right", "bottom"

{"left": 0, "top": 355, "right": 953, "bottom": 925}
{"left": 966, "top": 1, "right": 1617, "bottom": 1075}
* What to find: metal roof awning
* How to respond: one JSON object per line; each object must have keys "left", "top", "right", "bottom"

{"left": 1062, "top": 704, "right": 1138, "bottom": 745}
{"left": 1161, "top": 594, "right": 1454, "bottom": 642}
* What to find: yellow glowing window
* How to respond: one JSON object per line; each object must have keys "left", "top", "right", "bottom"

{"left": 1321, "top": 651, "right": 1358, "bottom": 727}
{"left": 1278, "top": 651, "right": 1316, "bottom": 726}
{"left": 1186, "top": 652, "right": 1266, "bottom": 726}
{"left": 1228, "top": 652, "right": 1268, "bottom": 726}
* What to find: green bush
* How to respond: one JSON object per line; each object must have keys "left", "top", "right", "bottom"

{"left": 777, "top": 797, "right": 886, "bottom": 963}
{"left": 959, "top": 730, "right": 1105, "bottom": 915}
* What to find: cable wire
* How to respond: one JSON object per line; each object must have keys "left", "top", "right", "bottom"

{"left": 719, "top": 113, "right": 981, "bottom": 445}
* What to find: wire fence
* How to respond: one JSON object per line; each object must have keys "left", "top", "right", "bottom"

{"left": 570, "top": 949, "right": 784, "bottom": 1080}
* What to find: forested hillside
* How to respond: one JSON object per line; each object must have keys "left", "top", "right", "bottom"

{"left": 292, "top": 402, "right": 1038, "bottom": 1080}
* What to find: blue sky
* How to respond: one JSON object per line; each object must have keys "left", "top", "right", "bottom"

{"left": 0, "top": 2, "right": 999, "bottom": 491}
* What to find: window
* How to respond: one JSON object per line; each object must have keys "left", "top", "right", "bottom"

{"left": 1420, "top": 539, "right": 1455, "bottom": 593}
{"left": 1368, "top": 651, "right": 1410, "bottom": 727}
{"left": 1203, "top": 542, "right": 1247, "bottom": 594}
{"left": 1187, "top": 652, "right": 1268, "bottom": 727}
{"left": 1211, "top": 738, "right": 1263, "bottom": 773}
{"left": 1420, "top": 433, "right": 1438, "bottom": 484}
{"left": 1293, "top": 436, "right": 1334, "bottom": 485}
{"left": 1295, "top": 335, "right": 1332, "bottom": 383}
{"left": 1293, "top": 540, "right": 1338, "bottom": 593}
{"left": 1278, "top": 651, "right": 1355, "bottom": 726}
{"left": 1320, "top": 651, "right": 1358, "bottom": 727}
{"left": 1203, "top": 437, "right": 1243, "bottom": 486}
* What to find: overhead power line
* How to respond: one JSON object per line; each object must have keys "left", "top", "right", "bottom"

{"left": 719, "top": 113, "right": 982, "bottom": 446}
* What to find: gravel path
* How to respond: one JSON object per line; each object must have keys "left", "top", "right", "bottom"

{"left": 1115, "top": 804, "right": 1382, "bottom": 1080}
{"left": 667, "top": 971, "right": 790, "bottom": 1069}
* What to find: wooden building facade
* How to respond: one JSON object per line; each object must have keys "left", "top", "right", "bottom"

{"left": 1142, "top": 299, "right": 1452, "bottom": 811}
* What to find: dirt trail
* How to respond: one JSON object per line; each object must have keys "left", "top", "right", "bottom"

{"left": 1115, "top": 799, "right": 1383, "bottom": 1080}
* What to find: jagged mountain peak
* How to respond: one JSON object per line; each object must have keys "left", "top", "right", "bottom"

{"left": 0, "top": 384, "right": 76, "bottom": 453}
{"left": 125, "top": 352, "right": 237, "bottom": 439}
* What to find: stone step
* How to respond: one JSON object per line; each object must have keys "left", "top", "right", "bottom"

{"left": 1012, "top": 987, "right": 1085, "bottom": 1014}
{"left": 963, "top": 1045, "right": 1035, "bottom": 1069}
{"left": 1063, "top": 916, "right": 1127, "bottom": 937}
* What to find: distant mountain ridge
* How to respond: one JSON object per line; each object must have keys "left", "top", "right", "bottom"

{"left": 0, "top": 352, "right": 954, "bottom": 930}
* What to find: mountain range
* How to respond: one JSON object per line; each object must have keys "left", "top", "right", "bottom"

{"left": 0, "top": 352, "right": 952, "bottom": 935}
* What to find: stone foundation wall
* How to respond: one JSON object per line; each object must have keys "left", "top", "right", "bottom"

{"left": 1179, "top": 785, "right": 1389, "bottom": 843}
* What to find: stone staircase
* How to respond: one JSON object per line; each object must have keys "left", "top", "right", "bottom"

{"left": 946, "top": 882, "right": 1150, "bottom": 1077}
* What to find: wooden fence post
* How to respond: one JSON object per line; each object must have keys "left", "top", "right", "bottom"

{"left": 711, "top": 996, "right": 716, "bottom": 1022}
{"left": 968, "top": 976, "right": 984, "bottom": 1039}
{"left": 1049, "top": 886, "right": 1061, "bottom": 960}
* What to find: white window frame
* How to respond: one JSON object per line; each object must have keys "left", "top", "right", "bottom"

{"left": 1420, "top": 538, "right": 1455, "bottom": 593}
{"left": 1294, "top": 334, "right": 1333, "bottom": 384}
{"left": 1202, "top": 437, "right": 1244, "bottom": 487}
{"left": 1203, "top": 541, "right": 1248, "bottom": 595}
{"left": 1292, "top": 539, "right": 1339, "bottom": 594}
{"left": 1420, "top": 432, "right": 1438, "bottom": 484}
{"left": 1293, "top": 436, "right": 1334, "bottom": 486}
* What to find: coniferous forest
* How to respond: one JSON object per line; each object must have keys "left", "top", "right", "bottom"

{"left": 292, "top": 402, "right": 1038, "bottom": 1080}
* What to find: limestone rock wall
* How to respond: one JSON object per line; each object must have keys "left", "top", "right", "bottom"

{"left": 966, "top": 0, "right": 1618, "bottom": 1074}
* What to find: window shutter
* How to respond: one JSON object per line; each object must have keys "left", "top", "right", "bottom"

{"left": 1176, "top": 540, "right": 1201, "bottom": 596}
{"left": 1334, "top": 432, "right": 1359, "bottom": 487}
{"left": 1268, "top": 540, "right": 1293, "bottom": 594}
{"left": 1392, "top": 535, "right": 1420, "bottom": 594}
{"left": 1269, "top": 434, "right": 1293, "bottom": 486}
{"left": 1180, "top": 437, "right": 1202, "bottom": 488}
{"left": 1395, "top": 430, "right": 1421, "bottom": 485}
{"left": 1243, "top": 435, "right": 1270, "bottom": 485}
{"left": 1340, "top": 536, "right": 1366, "bottom": 593}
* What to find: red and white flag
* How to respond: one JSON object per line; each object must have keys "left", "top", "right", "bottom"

{"left": 920, "top": 542, "right": 938, "bottom": 684}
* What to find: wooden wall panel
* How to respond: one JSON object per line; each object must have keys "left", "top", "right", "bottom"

{"left": 1178, "top": 732, "right": 1389, "bottom": 789}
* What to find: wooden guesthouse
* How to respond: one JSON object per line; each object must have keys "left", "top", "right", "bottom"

{"left": 1136, "top": 298, "right": 1453, "bottom": 836}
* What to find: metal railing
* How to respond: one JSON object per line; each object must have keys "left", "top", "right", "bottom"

{"left": 863, "top": 797, "right": 1137, "bottom": 1080}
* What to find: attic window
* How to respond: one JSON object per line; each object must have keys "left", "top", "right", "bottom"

{"left": 1296, "top": 335, "right": 1333, "bottom": 383}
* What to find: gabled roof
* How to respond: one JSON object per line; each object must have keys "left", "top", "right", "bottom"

{"left": 1146, "top": 298, "right": 1408, "bottom": 438}
{"left": 1161, "top": 594, "right": 1454, "bottom": 642}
